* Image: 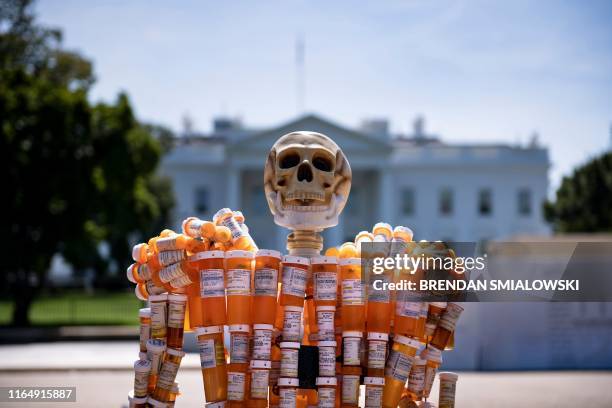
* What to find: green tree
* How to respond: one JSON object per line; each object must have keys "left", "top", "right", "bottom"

{"left": 1, "top": 0, "right": 174, "bottom": 325}
{"left": 544, "top": 152, "right": 612, "bottom": 232}
{"left": 86, "top": 96, "right": 175, "bottom": 277}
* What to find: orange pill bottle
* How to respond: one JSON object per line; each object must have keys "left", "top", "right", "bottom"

{"left": 280, "top": 256, "right": 310, "bottom": 307}
{"left": 214, "top": 208, "right": 253, "bottom": 251}
{"left": 382, "top": 336, "right": 420, "bottom": 408}
{"left": 339, "top": 258, "right": 365, "bottom": 332}
{"left": 226, "top": 250, "right": 254, "bottom": 326}
{"left": 253, "top": 249, "right": 281, "bottom": 325}
{"left": 185, "top": 253, "right": 206, "bottom": 328}
{"left": 430, "top": 303, "right": 463, "bottom": 351}
{"left": 166, "top": 294, "right": 187, "bottom": 349}
{"left": 312, "top": 256, "right": 338, "bottom": 308}
{"left": 341, "top": 366, "right": 361, "bottom": 407}
{"left": 197, "top": 251, "right": 227, "bottom": 327}
{"left": 196, "top": 326, "right": 228, "bottom": 402}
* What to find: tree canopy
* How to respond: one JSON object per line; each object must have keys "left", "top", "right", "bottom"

{"left": 1, "top": 0, "right": 174, "bottom": 325}
{"left": 544, "top": 152, "right": 612, "bottom": 233}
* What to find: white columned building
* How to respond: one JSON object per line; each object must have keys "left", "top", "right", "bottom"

{"left": 159, "top": 115, "right": 612, "bottom": 371}
{"left": 161, "top": 113, "right": 550, "bottom": 250}
{"left": 39, "top": 110, "right": 609, "bottom": 371}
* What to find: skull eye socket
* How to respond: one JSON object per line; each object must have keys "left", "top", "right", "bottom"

{"left": 312, "top": 156, "right": 333, "bottom": 172}
{"left": 279, "top": 152, "right": 300, "bottom": 169}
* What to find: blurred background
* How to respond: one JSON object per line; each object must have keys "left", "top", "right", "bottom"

{"left": 1, "top": 0, "right": 611, "bottom": 406}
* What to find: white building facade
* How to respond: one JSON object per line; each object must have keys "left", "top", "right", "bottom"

{"left": 161, "top": 113, "right": 550, "bottom": 250}
{"left": 162, "top": 114, "right": 612, "bottom": 371}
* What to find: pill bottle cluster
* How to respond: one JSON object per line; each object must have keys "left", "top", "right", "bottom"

{"left": 126, "top": 208, "right": 258, "bottom": 407}
{"left": 322, "top": 223, "right": 463, "bottom": 408}
{"left": 126, "top": 214, "right": 464, "bottom": 407}
{"left": 129, "top": 298, "right": 186, "bottom": 408}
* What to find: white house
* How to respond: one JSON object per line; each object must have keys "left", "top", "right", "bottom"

{"left": 161, "top": 113, "right": 550, "bottom": 250}
{"left": 162, "top": 114, "right": 612, "bottom": 370}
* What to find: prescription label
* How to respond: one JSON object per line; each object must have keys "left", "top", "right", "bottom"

{"left": 408, "top": 363, "right": 426, "bottom": 395}
{"left": 200, "top": 269, "right": 224, "bottom": 298}
{"left": 318, "top": 346, "right": 336, "bottom": 376}
{"left": 157, "top": 360, "right": 179, "bottom": 389}
{"left": 147, "top": 343, "right": 164, "bottom": 374}
{"left": 169, "top": 274, "right": 191, "bottom": 288}
{"left": 227, "top": 372, "right": 246, "bottom": 401}
{"left": 281, "top": 266, "right": 308, "bottom": 297}
{"left": 314, "top": 272, "right": 337, "bottom": 301}
{"left": 396, "top": 301, "right": 421, "bottom": 318}
{"left": 365, "top": 385, "right": 383, "bottom": 408}
{"left": 439, "top": 381, "right": 457, "bottom": 407}
{"left": 423, "top": 366, "right": 438, "bottom": 397}
{"left": 341, "top": 375, "right": 360, "bottom": 404}
{"left": 156, "top": 237, "right": 180, "bottom": 252}
{"left": 139, "top": 323, "right": 150, "bottom": 351}
{"left": 227, "top": 268, "right": 251, "bottom": 296}
{"left": 367, "top": 340, "right": 387, "bottom": 369}
{"left": 254, "top": 268, "right": 278, "bottom": 296}
{"left": 318, "top": 387, "right": 335, "bottom": 408}
{"left": 279, "top": 387, "right": 297, "bottom": 408}
{"left": 133, "top": 371, "right": 149, "bottom": 397}
{"left": 221, "top": 217, "right": 243, "bottom": 239}
{"left": 282, "top": 310, "right": 302, "bottom": 342}
{"left": 199, "top": 339, "right": 217, "bottom": 369}
{"left": 342, "top": 279, "right": 364, "bottom": 306}
{"left": 438, "top": 303, "right": 463, "bottom": 332}
{"left": 250, "top": 370, "right": 270, "bottom": 399}
{"left": 252, "top": 330, "right": 272, "bottom": 360}
{"left": 384, "top": 350, "right": 413, "bottom": 383}
{"left": 343, "top": 337, "right": 361, "bottom": 366}
{"left": 280, "top": 349, "right": 299, "bottom": 377}
{"left": 158, "top": 250, "right": 185, "bottom": 267}
{"left": 200, "top": 339, "right": 225, "bottom": 369}
{"left": 230, "top": 333, "right": 249, "bottom": 364}
{"left": 159, "top": 262, "right": 185, "bottom": 283}
{"left": 167, "top": 302, "right": 185, "bottom": 328}
{"left": 317, "top": 310, "right": 335, "bottom": 332}
{"left": 150, "top": 302, "right": 167, "bottom": 338}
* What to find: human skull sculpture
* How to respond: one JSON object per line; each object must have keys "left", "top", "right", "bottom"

{"left": 264, "top": 131, "right": 351, "bottom": 231}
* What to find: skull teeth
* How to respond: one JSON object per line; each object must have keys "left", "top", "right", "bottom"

{"left": 285, "top": 192, "right": 325, "bottom": 201}
{"left": 281, "top": 204, "right": 328, "bottom": 212}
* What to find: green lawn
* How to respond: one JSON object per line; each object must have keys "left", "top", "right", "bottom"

{"left": 0, "top": 291, "right": 145, "bottom": 326}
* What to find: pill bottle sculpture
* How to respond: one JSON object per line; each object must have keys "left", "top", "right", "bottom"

{"left": 126, "top": 131, "right": 462, "bottom": 408}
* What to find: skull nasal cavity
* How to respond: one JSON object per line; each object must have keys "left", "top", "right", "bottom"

{"left": 297, "top": 163, "right": 313, "bottom": 182}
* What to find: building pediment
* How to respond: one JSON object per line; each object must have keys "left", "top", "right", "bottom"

{"left": 231, "top": 113, "right": 392, "bottom": 154}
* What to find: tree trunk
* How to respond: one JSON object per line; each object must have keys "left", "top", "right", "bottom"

{"left": 11, "top": 272, "right": 36, "bottom": 327}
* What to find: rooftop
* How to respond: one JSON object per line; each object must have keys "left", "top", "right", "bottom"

{"left": 170, "top": 113, "right": 544, "bottom": 152}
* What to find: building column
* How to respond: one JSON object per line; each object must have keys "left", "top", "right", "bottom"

{"left": 276, "top": 225, "right": 287, "bottom": 253}
{"left": 228, "top": 167, "right": 240, "bottom": 209}
{"left": 326, "top": 219, "right": 343, "bottom": 249}
{"left": 379, "top": 169, "right": 395, "bottom": 224}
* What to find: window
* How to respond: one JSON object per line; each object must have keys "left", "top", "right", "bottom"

{"left": 478, "top": 188, "right": 492, "bottom": 216}
{"left": 518, "top": 188, "right": 532, "bottom": 215}
{"left": 194, "top": 187, "right": 209, "bottom": 214}
{"left": 401, "top": 188, "right": 415, "bottom": 216}
{"left": 250, "top": 185, "right": 267, "bottom": 215}
{"left": 439, "top": 188, "right": 454, "bottom": 216}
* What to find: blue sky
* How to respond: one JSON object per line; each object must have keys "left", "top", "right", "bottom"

{"left": 37, "top": 0, "right": 612, "bottom": 191}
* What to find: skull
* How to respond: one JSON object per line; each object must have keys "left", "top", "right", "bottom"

{"left": 264, "top": 131, "right": 351, "bottom": 230}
